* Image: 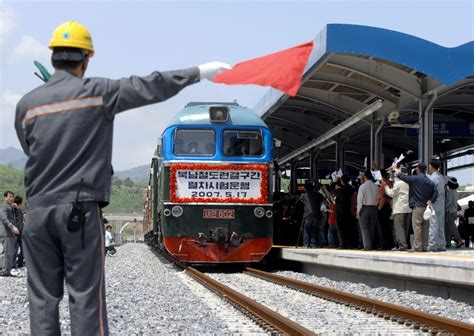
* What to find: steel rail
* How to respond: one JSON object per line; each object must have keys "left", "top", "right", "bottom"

{"left": 151, "top": 247, "right": 315, "bottom": 335}
{"left": 186, "top": 266, "right": 316, "bottom": 335}
{"left": 245, "top": 267, "right": 474, "bottom": 336}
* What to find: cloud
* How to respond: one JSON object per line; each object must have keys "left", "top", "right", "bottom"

{"left": 0, "top": 90, "right": 22, "bottom": 149}
{"left": 0, "top": 90, "right": 22, "bottom": 108}
{"left": 0, "top": 6, "right": 15, "bottom": 44}
{"left": 10, "top": 35, "right": 50, "bottom": 64}
{"left": 112, "top": 141, "right": 156, "bottom": 171}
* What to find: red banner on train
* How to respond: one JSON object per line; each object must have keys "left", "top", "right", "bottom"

{"left": 169, "top": 163, "right": 268, "bottom": 204}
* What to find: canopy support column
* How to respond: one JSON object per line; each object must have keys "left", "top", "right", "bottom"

{"left": 419, "top": 92, "right": 437, "bottom": 164}
{"left": 310, "top": 149, "right": 321, "bottom": 189}
{"left": 274, "top": 160, "right": 281, "bottom": 193}
{"left": 290, "top": 160, "right": 299, "bottom": 193}
{"left": 336, "top": 137, "right": 348, "bottom": 172}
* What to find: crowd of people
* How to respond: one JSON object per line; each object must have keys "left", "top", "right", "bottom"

{"left": 273, "top": 159, "right": 474, "bottom": 252}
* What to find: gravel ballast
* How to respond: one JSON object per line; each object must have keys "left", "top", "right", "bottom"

{"left": 274, "top": 270, "right": 474, "bottom": 325}
{"left": 210, "top": 272, "right": 419, "bottom": 335}
{"left": 0, "top": 243, "right": 265, "bottom": 335}
{"left": 2, "top": 243, "right": 472, "bottom": 334}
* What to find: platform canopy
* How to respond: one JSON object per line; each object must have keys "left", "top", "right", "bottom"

{"left": 253, "top": 24, "right": 474, "bottom": 175}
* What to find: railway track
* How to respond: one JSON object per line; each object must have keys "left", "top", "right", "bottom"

{"left": 156, "top": 246, "right": 474, "bottom": 335}
{"left": 154, "top": 246, "right": 314, "bottom": 334}
{"left": 244, "top": 267, "right": 474, "bottom": 336}
{"left": 186, "top": 266, "right": 315, "bottom": 335}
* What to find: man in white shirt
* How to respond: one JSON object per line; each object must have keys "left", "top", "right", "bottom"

{"left": 356, "top": 171, "right": 379, "bottom": 250}
{"left": 383, "top": 166, "right": 412, "bottom": 251}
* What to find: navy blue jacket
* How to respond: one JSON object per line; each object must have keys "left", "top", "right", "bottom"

{"left": 397, "top": 173, "right": 437, "bottom": 208}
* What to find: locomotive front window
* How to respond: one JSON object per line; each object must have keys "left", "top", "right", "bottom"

{"left": 174, "top": 129, "right": 215, "bottom": 156}
{"left": 223, "top": 130, "right": 263, "bottom": 156}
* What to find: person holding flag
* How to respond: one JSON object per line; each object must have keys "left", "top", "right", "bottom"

{"left": 15, "top": 21, "right": 230, "bottom": 336}
{"left": 15, "top": 19, "right": 314, "bottom": 334}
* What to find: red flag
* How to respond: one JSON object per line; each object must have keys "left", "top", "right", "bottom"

{"left": 213, "top": 41, "right": 313, "bottom": 96}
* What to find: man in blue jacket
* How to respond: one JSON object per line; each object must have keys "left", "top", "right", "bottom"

{"left": 15, "top": 21, "right": 230, "bottom": 336}
{"left": 393, "top": 163, "right": 437, "bottom": 252}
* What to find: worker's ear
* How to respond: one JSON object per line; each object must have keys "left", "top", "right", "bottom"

{"left": 81, "top": 56, "right": 90, "bottom": 77}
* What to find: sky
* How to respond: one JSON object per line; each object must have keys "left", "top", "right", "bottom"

{"left": 0, "top": 0, "right": 473, "bottom": 182}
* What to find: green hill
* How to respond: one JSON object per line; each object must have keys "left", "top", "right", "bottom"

{"left": 115, "top": 164, "right": 149, "bottom": 182}
{"left": 0, "top": 147, "right": 27, "bottom": 170}
{"left": 0, "top": 164, "right": 25, "bottom": 198}
{"left": 106, "top": 178, "right": 147, "bottom": 214}
{"left": 0, "top": 164, "right": 146, "bottom": 213}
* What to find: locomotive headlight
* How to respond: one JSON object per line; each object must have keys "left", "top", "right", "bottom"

{"left": 209, "top": 106, "right": 229, "bottom": 123}
{"left": 172, "top": 205, "right": 183, "bottom": 217}
{"left": 163, "top": 209, "right": 172, "bottom": 217}
{"left": 254, "top": 207, "right": 265, "bottom": 218}
{"left": 265, "top": 210, "right": 273, "bottom": 218}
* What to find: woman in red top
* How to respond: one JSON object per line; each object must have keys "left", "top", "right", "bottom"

{"left": 327, "top": 197, "right": 338, "bottom": 248}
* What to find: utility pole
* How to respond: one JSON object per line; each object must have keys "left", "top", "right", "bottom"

{"left": 133, "top": 218, "right": 137, "bottom": 243}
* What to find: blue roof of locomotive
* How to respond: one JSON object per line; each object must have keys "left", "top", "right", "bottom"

{"left": 168, "top": 102, "right": 268, "bottom": 128}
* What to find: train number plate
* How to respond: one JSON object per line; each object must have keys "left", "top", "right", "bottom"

{"left": 203, "top": 209, "right": 235, "bottom": 219}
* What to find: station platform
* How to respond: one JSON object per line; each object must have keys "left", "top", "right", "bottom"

{"left": 267, "top": 247, "right": 474, "bottom": 304}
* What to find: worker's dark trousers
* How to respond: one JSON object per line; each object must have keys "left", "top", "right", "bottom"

{"left": 23, "top": 202, "right": 108, "bottom": 336}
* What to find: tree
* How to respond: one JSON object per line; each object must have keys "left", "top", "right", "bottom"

{"left": 124, "top": 177, "right": 134, "bottom": 187}
{"left": 115, "top": 178, "right": 123, "bottom": 188}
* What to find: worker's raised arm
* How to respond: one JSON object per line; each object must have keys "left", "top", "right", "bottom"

{"left": 100, "top": 62, "right": 231, "bottom": 118}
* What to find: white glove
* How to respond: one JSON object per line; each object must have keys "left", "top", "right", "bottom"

{"left": 198, "top": 62, "right": 232, "bottom": 81}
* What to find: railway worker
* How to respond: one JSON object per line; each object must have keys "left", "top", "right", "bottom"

{"left": 427, "top": 159, "right": 446, "bottom": 251}
{"left": 392, "top": 163, "right": 437, "bottom": 252}
{"left": 383, "top": 166, "right": 411, "bottom": 251}
{"left": 356, "top": 170, "right": 379, "bottom": 250}
{"left": 14, "top": 20, "right": 231, "bottom": 336}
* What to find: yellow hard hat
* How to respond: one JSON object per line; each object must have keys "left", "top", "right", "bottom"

{"left": 49, "top": 21, "right": 94, "bottom": 57}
